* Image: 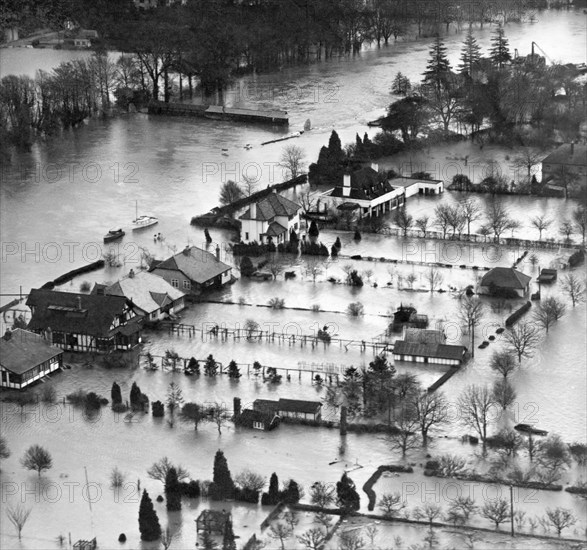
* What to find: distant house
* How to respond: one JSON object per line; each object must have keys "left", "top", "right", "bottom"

{"left": 236, "top": 409, "right": 280, "bottom": 431}
{"left": 542, "top": 142, "right": 587, "bottom": 187}
{"left": 239, "top": 192, "right": 301, "bottom": 244}
{"left": 1, "top": 329, "right": 63, "bottom": 390}
{"left": 96, "top": 269, "right": 186, "bottom": 322}
{"left": 26, "top": 289, "right": 142, "bottom": 352}
{"left": 390, "top": 305, "right": 429, "bottom": 333}
{"left": 321, "top": 164, "right": 443, "bottom": 219}
{"left": 479, "top": 267, "right": 531, "bottom": 298}
{"left": 151, "top": 246, "right": 233, "bottom": 294}
{"left": 253, "top": 398, "right": 322, "bottom": 421}
{"left": 393, "top": 339, "right": 466, "bottom": 366}
{"left": 196, "top": 510, "right": 231, "bottom": 534}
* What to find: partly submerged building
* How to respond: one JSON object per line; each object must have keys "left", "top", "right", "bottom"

{"left": 393, "top": 327, "right": 466, "bottom": 366}
{"left": 236, "top": 409, "right": 280, "bottom": 431}
{"left": 0, "top": 328, "right": 63, "bottom": 390}
{"left": 253, "top": 398, "right": 323, "bottom": 421}
{"left": 478, "top": 267, "right": 531, "bottom": 298}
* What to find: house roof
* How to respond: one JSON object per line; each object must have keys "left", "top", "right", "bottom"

{"left": 0, "top": 329, "right": 62, "bottom": 375}
{"left": 103, "top": 271, "right": 185, "bottom": 315}
{"left": 542, "top": 143, "right": 587, "bottom": 167}
{"left": 403, "top": 328, "right": 445, "bottom": 344}
{"left": 237, "top": 409, "right": 278, "bottom": 428}
{"left": 480, "top": 267, "right": 531, "bottom": 289}
{"left": 26, "top": 289, "right": 137, "bottom": 338}
{"left": 389, "top": 177, "right": 443, "bottom": 188}
{"left": 253, "top": 399, "right": 280, "bottom": 413}
{"left": 393, "top": 340, "right": 466, "bottom": 361}
{"left": 328, "top": 167, "right": 395, "bottom": 201}
{"left": 278, "top": 398, "right": 322, "bottom": 414}
{"left": 152, "top": 246, "right": 231, "bottom": 285}
{"left": 265, "top": 221, "right": 287, "bottom": 237}
{"left": 240, "top": 193, "right": 300, "bottom": 221}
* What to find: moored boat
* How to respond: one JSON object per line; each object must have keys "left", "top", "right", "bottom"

{"left": 131, "top": 200, "right": 158, "bottom": 230}
{"left": 103, "top": 228, "right": 125, "bottom": 243}
{"left": 514, "top": 423, "right": 548, "bottom": 436}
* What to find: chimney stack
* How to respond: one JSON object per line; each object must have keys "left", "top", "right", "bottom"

{"left": 183, "top": 246, "right": 190, "bottom": 256}
{"left": 3, "top": 328, "right": 12, "bottom": 341}
{"left": 128, "top": 268, "right": 135, "bottom": 278}
{"left": 342, "top": 173, "right": 351, "bottom": 197}
{"left": 250, "top": 202, "right": 257, "bottom": 219}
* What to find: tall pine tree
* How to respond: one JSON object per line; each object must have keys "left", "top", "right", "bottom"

{"left": 111, "top": 382, "right": 122, "bottom": 405}
{"left": 459, "top": 26, "right": 482, "bottom": 75}
{"left": 490, "top": 25, "right": 511, "bottom": 69}
{"left": 138, "top": 490, "right": 162, "bottom": 541}
{"left": 212, "top": 450, "right": 235, "bottom": 500}
{"left": 423, "top": 35, "right": 451, "bottom": 92}
{"left": 165, "top": 467, "right": 182, "bottom": 511}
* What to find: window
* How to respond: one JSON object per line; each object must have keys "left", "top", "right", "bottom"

{"left": 245, "top": 232, "right": 249, "bottom": 240}
{"left": 171, "top": 279, "right": 179, "bottom": 288}
{"left": 253, "top": 421, "right": 264, "bottom": 430}
{"left": 183, "top": 280, "right": 191, "bottom": 290}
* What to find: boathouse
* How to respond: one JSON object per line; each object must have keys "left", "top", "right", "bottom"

{"left": 0, "top": 329, "right": 63, "bottom": 390}
{"left": 150, "top": 246, "right": 233, "bottom": 294}
{"left": 393, "top": 340, "right": 466, "bottom": 366}
{"left": 478, "top": 267, "right": 531, "bottom": 298}
{"left": 253, "top": 398, "right": 322, "bottom": 421}
{"left": 96, "top": 269, "right": 186, "bottom": 322}
{"left": 239, "top": 192, "right": 301, "bottom": 244}
{"left": 26, "top": 289, "right": 142, "bottom": 352}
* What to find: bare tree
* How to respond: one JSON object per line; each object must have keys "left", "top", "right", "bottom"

{"left": 491, "top": 379, "right": 517, "bottom": 410}
{"left": 489, "top": 350, "right": 517, "bottom": 378}
{"left": 21, "top": 445, "right": 52, "bottom": 477}
{"left": 406, "top": 273, "right": 417, "bottom": 289}
{"left": 504, "top": 321, "right": 542, "bottom": 362}
{"left": 337, "top": 529, "right": 366, "bottom": 550}
{"left": 415, "top": 216, "right": 430, "bottom": 237}
{"left": 457, "top": 296, "right": 484, "bottom": 357}
{"left": 241, "top": 174, "right": 258, "bottom": 197}
{"left": 387, "top": 406, "right": 420, "bottom": 456}
{"left": 559, "top": 221, "right": 574, "bottom": 243}
{"left": 394, "top": 207, "right": 413, "bottom": 236}
{"left": 560, "top": 273, "right": 586, "bottom": 307}
{"left": 486, "top": 200, "right": 513, "bottom": 242}
{"left": 536, "top": 434, "right": 572, "bottom": 483}
{"left": 297, "top": 528, "right": 327, "bottom": 550}
{"left": 235, "top": 470, "right": 266, "bottom": 493}
{"left": 268, "top": 262, "right": 283, "bottom": 281}
{"left": 413, "top": 502, "right": 443, "bottom": 525}
{"left": 305, "top": 259, "right": 323, "bottom": 283}
{"left": 411, "top": 391, "right": 448, "bottom": 445}
{"left": 457, "top": 385, "right": 497, "bottom": 445}
{"left": 310, "top": 481, "right": 336, "bottom": 508}
{"left": 147, "top": 457, "right": 189, "bottom": 484}
{"left": 513, "top": 147, "right": 544, "bottom": 178}
{"left": 208, "top": 402, "right": 229, "bottom": 434}
{"left": 530, "top": 215, "right": 553, "bottom": 241}
{"left": 298, "top": 190, "right": 318, "bottom": 215}
{"left": 481, "top": 498, "right": 511, "bottom": 529}
{"left": 269, "top": 522, "right": 293, "bottom": 550}
{"left": 434, "top": 203, "right": 452, "bottom": 239}
{"left": 6, "top": 505, "right": 32, "bottom": 540}
{"left": 436, "top": 454, "right": 468, "bottom": 477}
{"left": 533, "top": 296, "right": 566, "bottom": 333}
{"left": 0, "top": 436, "right": 10, "bottom": 460}
{"left": 545, "top": 507, "right": 576, "bottom": 537}
{"left": 446, "top": 497, "right": 477, "bottom": 525}
{"left": 279, "top": 145, "right": 305, "bottom": 179}
{"left": 378, "top": 492, "right": 406, "bottom": 517}
{"left": 426, "top": 267, "right": 443, "bottom": 292}
{"left": 460, "top": 198, "right": 482, "bottom": 236}
{"left": 447, "top": 204, "right": 466, "bottom": 238}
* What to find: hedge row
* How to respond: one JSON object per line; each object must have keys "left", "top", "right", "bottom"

{"left": 363, "top": 465, "right": 414, "bottom": 511}
{"left": 505, "top": 301, "right": 531, "bottom": 326}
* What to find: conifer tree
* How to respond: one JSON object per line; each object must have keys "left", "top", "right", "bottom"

{"left": 227, "top": 360, "right": 241, "bottom": 379}
{"left": 212, "top": 450, "right": 235, "bottom": 499}
{"left": 138, "top": 490, "right": 161, "bottom": 541}
{"left": 111, "top": 382, "right": 122, "bottom": 405}
{"left": 459, "top": 26, "right": 482, "bottom": 75}
{"left": 263, "top": 472, "right": 280, "bottom": 505}
{"left": 490, "top": 25, "right": 511, "bottom": 69}
{"left": 327, "top": 130, "right": 343, "bottom": 161}
{"left": 222, "top": 518, "right": 237, "bottom": 550}
{"left": 308, "top": 221, "right": 319, "bottom": 238}
{"left": 164, "top": 467, "right": 181, "bottom": 511}
{"left": 130, "top": 382, "right": 141, "bottom": 409}
{"left": 423, "top": 35, "right": 451, "bottom": 92}
{"left": 282, "top": 480, "right": 301, "bottom": 504}
{"left": 336, "top": 473, "right": 360, "bottom": 514}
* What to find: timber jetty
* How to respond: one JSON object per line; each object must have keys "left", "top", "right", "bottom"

{"left": 148, "top": 101, "right": 288, "bottom": 126}
{"left": 191, "top": 174, "right": 307, "bottom": 228}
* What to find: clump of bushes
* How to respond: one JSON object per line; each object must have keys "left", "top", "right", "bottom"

{"left": 152, "top": 401, "right": 165, "bottom": 417}
{"left": 268, "top": 297, "right": 285, "bottom": 309}
{"left": 79, "top": 281, "right": 91, "bottom": 292}
{"left": 66, "top": 390, "right": 108, "bottom": 410}
{"left": 240, "top": 256, "right": 255, "bottom": 277}
{"left": 179, "top": 480, "right": 201, "bottom": 498}
{"left": 347, "top": 270, "right": 363, "bottom": 286}
{"left": 300, "top": 240, "right": 329, "bottom": 256}
{"left": 347, "top": 302, "right": 365, "bottom": 317}
{"left": 129, "top": 382, "right": 149, "bottom": 411}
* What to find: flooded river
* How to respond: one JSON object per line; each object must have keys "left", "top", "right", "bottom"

{"left": 1, "top": 9, "right": 586, "bottom": 549}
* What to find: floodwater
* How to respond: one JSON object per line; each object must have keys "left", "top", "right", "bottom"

{"left": 1, "top": 9, "right": 586, "bottom": 549}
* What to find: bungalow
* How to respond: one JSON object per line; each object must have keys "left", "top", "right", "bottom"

{"left": 253, "top": 398, "right": 322, "bottom": 421}
{"left": 1, "top": 329, "right": 63, "bottom": 390}
{"left": 150, "top": 245, "right": 233, "bottom": 294}
{"left": 537, "top": 268, "right": 557, "bottom": 285}
{"left": 26, "top": 289, "right": 142, "bottom": 352}
{"left": 96, "top": 269, "right": 186, "bottom": 322}
{"left": 236, "top": 409, "right": 280, "bottom": 431}
{"left": 542, "top": 142, "right": 587, "bottom": 187}
{"left": 479, "top": 267, "right": 532, "bottom": 298}
{"left": 239, "top": 192, "right": 301, "bottom": 244}
{"left": 321, "top": 164, "right": 443, "bottom": 219}
{"left": 393, "top": 340, "right": 466, "bottom": 366}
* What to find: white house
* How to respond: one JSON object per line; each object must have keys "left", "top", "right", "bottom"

{"left": 320, "top": 164, "right": 443, "bottom": 219}
{"left": 97, "top": 269, "right": 186, "bottom": 322}
{"left": 239, "top": 192, "right": 301, "bottom": 244}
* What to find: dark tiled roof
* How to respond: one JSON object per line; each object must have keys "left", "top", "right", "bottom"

{"left": 329, "top": 167, "right": 395, "bottom": 201}
{"left": 240, "top": 193, "right": 300, "bottom": 221}
{"left": 253, "top": 399, "right": 280, "bottom": 413}
{"left": 0, "top": 329, "right": 62, "bottom": 375}
{"left": 389, "top": 177, "right": 442, "bottom": 188}
{"left": 481, "top": 267, "right": 531, "bottom": 290}
{"left": 153, "top": 246, "right": 231, "bottom": 284}
{"left": 26, "top": 289, "right": 133, "bottom": 338}
{"left": 542, "top": 144, "right": 587, "bottom": 167}
{"left": 278, "top": 398, "right": 322, "bottom": 414}
{"left": 393, "top": 340, "right": 465, "bottom": 361}
{"left": 237, "top": 409, "right": 278, "bottom": 429}
{"left": 265, "top": 221, "right": 287, "bottom": 237}
{"left": 404, "top": 329, "right": 445, "bottom": 344}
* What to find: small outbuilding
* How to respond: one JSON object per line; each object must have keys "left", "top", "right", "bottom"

{"left": 393, "top": 340, "right": 466, "bottom": 366}
{"left": 537, "top": 268, "right": 557, "bottom": 284}
{"left": 252, "top": 398, "right": 323, "bottom": 421}
{"left": 196, "top": 510, "right": 231, "bottom": 534}
{"left": 236, "top": 409, "right": 280, "bottom": 431}
{"left": 0, "top": 328, "right": 63, "bottom": 390}
{"left": 478, "top": 267, "right": 531, "bottom": 298}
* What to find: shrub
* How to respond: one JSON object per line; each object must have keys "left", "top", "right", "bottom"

{"left": 240, "top": 256, "right": 255, "bottom": 277}
{"left": 268, "top": 297, "right": 285, "bottom": 309}
{"left": 152, "top": 401, "right": 165, "bottom": 417}
{"left": 179, "top": 480, "right": 201, "bottom": 498}
{"left": 347, "top": 302, "right": 365, "bottom": 317}
{"left": 354, "top": 229, "right": 362, "bottom": 240}
{"left": 348, "top": 270, "right": 363, "bottom": 286}
{"left": 38, "top": 385, "right": 56, "bottom": 403}
{"left": 79, "top": 281, "right": 91, "bottom": 292}
{"left": 311, "top": 304, "right": 321, "bottom": 312}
